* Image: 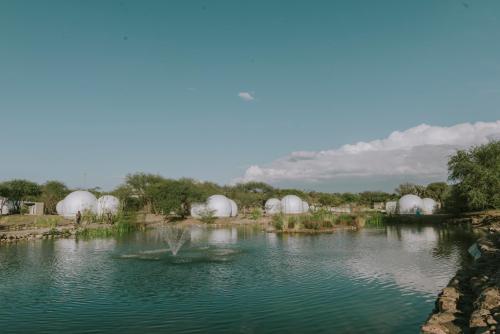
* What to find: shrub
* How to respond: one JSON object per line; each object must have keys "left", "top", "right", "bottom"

{"left": 365, "top": 213, "right": 384, "bottom": 227}
{"left": 302, "top": 219, "right": 321, "bottom": 230}
{"left": 272, "top": 214, "right": 284, "bottom": 230}
{"left": 250, "top": 208, "right": 262, "bottom": 220}
{"left": 322, "top": 220, "right": 333, "bottom": 228}
{"left": 199, "top": 210, "right": 216, "bottom": 224}
{"left": 287, "top": 216, "right": 298, "bottom": 229}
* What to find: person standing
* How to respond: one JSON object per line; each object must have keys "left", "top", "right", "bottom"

{"left": 76, "top": 210, "right": 82, "bottom": 225}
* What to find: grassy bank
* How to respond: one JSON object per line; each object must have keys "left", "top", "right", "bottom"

{"left": 75, "top": 211, "right": 143, "bottom": 239}
{"left": 269, "top": 210, "right": 384, "bottom": 232}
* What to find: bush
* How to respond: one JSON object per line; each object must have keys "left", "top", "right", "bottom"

{"left": 250, "top": 208, "right": 262, "bottom": 220}
{"left": 81, "top": 209, "right": 98, "bottom": 224}
{"left": 287, "top": 216, "right": 298, "bottom": 229}
{"left": 302, "top": 219, "right": 321, "bottom": 230}
{"left": 322, "top": 220, "right": 333, "bottom": 228}
{"left": 272, "top": 214, "right": 284, "bottom": 230}
{"left": 365, "top": 213, "right": 384, "bottom": 227}
{"left": 199, "top": 210, "right": 217, "bottom": 224}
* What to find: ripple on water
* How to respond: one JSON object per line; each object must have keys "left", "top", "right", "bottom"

{"left": 0, "top": 224, "right": 476, "bottom": 334}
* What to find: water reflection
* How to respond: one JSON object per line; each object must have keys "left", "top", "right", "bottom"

{"left": 0, "top": 223, "right": 478, "bottom": 334}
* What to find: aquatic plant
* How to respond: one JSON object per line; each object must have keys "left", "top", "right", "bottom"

{"left": 301, "top": 219, "right": 321, "bottom": 230}
{"left": 365, "top": 213, "right": 384, "bottom": 227}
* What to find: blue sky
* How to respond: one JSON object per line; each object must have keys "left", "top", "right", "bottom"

{"left": 1, "top": 0, "right": 499, "bottom": 191}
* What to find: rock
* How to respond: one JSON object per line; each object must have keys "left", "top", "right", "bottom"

{"left": 481, "top": 288, "right": 500, "bottom": 310}
{"left": 439, "top": 297, "right": 458, "bottom": 313}
{"left": 421, "top": 324, "right": 449, "bottom": 334}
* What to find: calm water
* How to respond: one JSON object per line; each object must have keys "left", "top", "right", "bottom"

{"left": 0, "top": 223, "right": 476, "bottom": 333}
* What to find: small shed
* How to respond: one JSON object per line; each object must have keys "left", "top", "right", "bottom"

{"left": 23, "top": 202, "right": 45, "bottom": 215}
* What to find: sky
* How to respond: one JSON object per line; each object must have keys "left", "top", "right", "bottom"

{"left": 0, "top": 0, "right": 499, "bottom": 192}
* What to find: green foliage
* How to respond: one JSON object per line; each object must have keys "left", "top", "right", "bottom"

{"left": 395, "top": 183, "right": 426, "bottom": 197}
{"left": 425, "top": 182, "right": 449, "bottom": 206}
{"left": 249, "top": 208, "right": 262, "bottom": 220}
{"left": 148, "top": 179, "right": 205, "bottom": 218}
{"left": 272, "top": 214, "right": 284, "bottom": 230}
{"left": 365, "top": 213, "right": 384, "bottom": 227}
{"left": 358, "top": 191, "right": 397, "bottom": 207}
{"left": 0, "top": 179, "right": 42, "bottom": 212}
{"left": 199, "top": 210, "right": 216, "bottom": 224}
{"left": 301, "top": 217, "right": 321, "bottom": 230}
{"left": 287, "top": 216, "right": 298, "bottom": 229}
{"left": 40, "top": 181, "right": 69, "bottom": 214}
{"left": 81, "top": 209, "right": 98, "bottom": 224}
{"left": 448, "top": 140, "right": 500, "bottom": 211}
{"left": 124, "top": 173, "right": 166, "bottom": 210}
{"left": 112, "top": 184, "right": 140, "bottom": 211}
{"left": 34, "top": 216, "right": 62, "bottom": 228}
{"left": 76, "top": 211, "right": 139, "bottom": 239}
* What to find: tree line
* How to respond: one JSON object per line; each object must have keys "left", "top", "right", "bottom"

{"left": 1, "top": 140, "right": 498, "bottom": 216}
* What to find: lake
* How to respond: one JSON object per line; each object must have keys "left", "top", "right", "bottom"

{"left": 0, "top": 223, "right": 476, "bottom": 333}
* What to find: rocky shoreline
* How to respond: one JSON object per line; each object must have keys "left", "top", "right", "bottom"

{"left": 422, "top": 213, "right": 500, "bottom": 334}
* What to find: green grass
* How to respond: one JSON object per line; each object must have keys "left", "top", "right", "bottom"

{"left": 76, "top": 211, "right": 140, "bottom": 239}
{"left": 365, "top": 212, "right": 384, "bottom": 227}
{"left": 250, "top": 208, "right": 263, "bottom": 220}
{"left": 272, "top": 214, "right": 284, "bottom": 230}
{"left": 34, "top": 216, "right": 63, "bottom": 228}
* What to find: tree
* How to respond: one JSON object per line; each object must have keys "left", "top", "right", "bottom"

{"left": 425, "top": 182, "right": 449, "bottom": 207}
{"left": 448, "top": 140, "right": 500, "bottom": 211}
{"left": 148, "top": 179, "right": 205, "bottom": 218}
{"left": 125, "top": 173, "right": 165, "bottom": 212}
{"left": 395, "top": 183, "right": 427, "bottom": 197}
{"left": 112, "top": 184, "right": 140, "bottom": 211}
{"left": 358, "top": 191, "right": 395, "bottom": 206}
{"left": 40, "top": 181, "right": 69, "bottom": 214}
{"left": 0, "top": 179, "right": 41, "bottom": 212}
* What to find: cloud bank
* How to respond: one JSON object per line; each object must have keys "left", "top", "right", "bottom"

{"left": 238, "top": 91, "right": 255, "bottom": 101}
{"left": 235, "top": 121, "right": 500, "bottom": 188}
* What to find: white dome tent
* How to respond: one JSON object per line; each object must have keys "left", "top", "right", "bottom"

{"left": 385, "top": 201, "right": 397, "bottom": 214}
{"left": 61, "top": 190, "right": 97, "bottom": 218}
{"left": 265, "top": 198, "right": 281, "bottom": 215}
{"left": 97, "top": 195, "right": 120, "bottom": 216}
{"left": 56, "top": 200, "right": 65, "bottom": 216}
{"left": 281, "top": 195, "right": 304, "bottom": 214}
{"left": 228, "top": 199, "right": 238, "bottom": 217}
{"left": 0, "top": 197, "right": 12, "bottom": 215}
{"left": 302, "top": 201, "right": 310, "bottom": 213}
{"left": 421, "top": 198, "right": 438, "bottom": 215}
{"left": 190, "top": 203, "right": 208, "bottom": 218}
{"left": 206, "top": 195, "right": 232, "bottom": 218}
{"left": 398, "top": 195, "right": 424, "bottom": 215}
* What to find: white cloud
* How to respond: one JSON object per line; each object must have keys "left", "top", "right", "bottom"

{"left": 238, "top": 91, "right": 255, "bottom": 101}
{"left": 235, "top": 121, "right": 500, "bottom": 187}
